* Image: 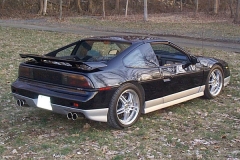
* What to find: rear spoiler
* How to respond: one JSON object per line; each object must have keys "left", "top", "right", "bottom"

{"left": 20, "top": 54, "right": 107, "bottom": 70}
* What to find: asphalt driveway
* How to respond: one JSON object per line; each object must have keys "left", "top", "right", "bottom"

{"left": 0, "top": 19, "right": 239, "bottom": 53}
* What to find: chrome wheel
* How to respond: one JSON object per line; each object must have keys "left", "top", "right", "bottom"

{"left": 116, "top": 89, "right": 140, "bottom": 125}
{"left": 208, "top": 68, "right": 223, "bottom": 97}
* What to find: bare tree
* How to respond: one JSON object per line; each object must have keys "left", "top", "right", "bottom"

{"left": 195, "top": 0, "right": 199, "bottom": 14}
{"left": 125, "top": 0, "right": 129, "bottom": 17}
{"left": 76, "top": 0, "right": 82, "bottom": 13}
{"left": 1, "top": 0, "right": 5, "bottom": 9}
{"left": 38, "top": 0, "right": 44, "bottom": 14}
{"left": 43, "top": 0, "right": 48, "bottom": 15}
{"left": 115, "top": 0, "right": 120, "bottom": 13}
{"left": 214, "top": 0, "right": 219, "bottom": 14}
{"left": 234, "top": 0, "right": 240, "bottom": 23}
{"left": 180, "top": 0, "right": 183, "bottom": 11}
{"left": 144, "top": 0, "right": 148, "bottom": 21}
{"left": 229, "top": 0, "right": 234, "bottom": 18}
{"left": 88, "top": 0, "right": 93, "bottom": 14}
{"left": 59, "top": 0, "right": 62, "bottom": 20}
{"left": 102, "top": 0, "right": 105, "bottom": 18}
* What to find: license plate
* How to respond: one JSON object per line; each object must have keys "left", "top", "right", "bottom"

{"left": 37, "top": 95, "right": 52, "bottom": 111}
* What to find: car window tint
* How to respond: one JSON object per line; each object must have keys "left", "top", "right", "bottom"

{"left": 123, "top": 43, "right": 159, "bottom": 68}
{"left": 55, "top": 45, "right": 76, "bottom": 57}
{"left": 75, "top": 40, "right": 131, "bottom": 62}
{"left": 151, "top": 43, "right": 188, "bottom": 66}
{"left": 151, "top": 43, "right": 187, "bottom": 60}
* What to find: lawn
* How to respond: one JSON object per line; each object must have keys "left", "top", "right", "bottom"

{"left": 0, "top": 26, "right": 239, "bottom": 159}
{"left": 69, "top": 14, "right": 240, "bottom": 42}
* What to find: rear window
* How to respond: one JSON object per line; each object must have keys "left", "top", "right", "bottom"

{"left": 74, "top": 40, "right": 131, "bottom": 62}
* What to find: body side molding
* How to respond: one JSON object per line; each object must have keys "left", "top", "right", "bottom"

{"left": 144, "top": 86, "right": 205, "bottom": 114}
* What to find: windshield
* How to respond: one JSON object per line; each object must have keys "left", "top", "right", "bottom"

{"left": 74, "top": 40, "right": 131, "bottom": 62}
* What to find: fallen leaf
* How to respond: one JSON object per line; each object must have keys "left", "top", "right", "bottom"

{"left": 12, "top": 149, "right": 18, "bottom": 154}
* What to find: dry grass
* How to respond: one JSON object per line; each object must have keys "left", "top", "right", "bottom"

{"left": 69, "top": 13, "right": 240, "bottom": 42}
{"left": 0, "top": 26, "right": 239, "bottom": 159}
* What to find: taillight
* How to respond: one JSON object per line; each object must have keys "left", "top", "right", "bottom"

{"left": 19, "top": 66, "right": 33, "bottom": 79}
{"left": 62, "top": 73, "right": 94, "bottom": 89}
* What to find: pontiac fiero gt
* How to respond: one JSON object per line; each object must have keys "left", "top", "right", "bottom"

{"left": 11, "top": 36, "right": 230, "bottom": 129}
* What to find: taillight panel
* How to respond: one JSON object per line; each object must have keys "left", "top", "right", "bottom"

{"left": 19, "top": 65, "right": 94, "bottom": 89}
{"left": 19, "top": 66, "right": 33, "bottom": 79}
{"left": 62, "top": 73, "right": 94, "bottom": 89}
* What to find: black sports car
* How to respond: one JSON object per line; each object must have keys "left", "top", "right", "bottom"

{"left": 11, "top": 36, "right": 230, "bottom": 129}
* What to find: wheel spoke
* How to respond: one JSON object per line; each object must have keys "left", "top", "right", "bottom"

{"left": 209, "top": 80, "right": 214, "bottom": 86}
{"left": 211, "top": 72, "right": 217, "bottom": 80}
{"left": 119, "top": 96, "right": 128, "bottom": 105}
{"left": 128, "top": 93, "right": 134, "bottom": 104}
{"left": 210, "top": 85, "right": 217, "bottom": 93}
{"left": 123, "top": 112, "right": 130, "bottom": 121}
{"left": 117, "top": 107, "right": 125, "bottom": 115}
{"left": 129, "top": 105, "right": 138, "bottom": 112}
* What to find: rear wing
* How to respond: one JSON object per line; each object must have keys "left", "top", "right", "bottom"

{"left": 20, "top": 54, "right": 107, "bottom": 70}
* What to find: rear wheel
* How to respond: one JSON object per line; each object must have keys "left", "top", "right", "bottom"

{"left": 107, "top": 83, "right": 143, "bottom": 129}
{"left": 204, "top": 65, "right": 224, "bottom": 99}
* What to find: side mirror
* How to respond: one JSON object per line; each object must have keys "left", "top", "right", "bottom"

{"left": 183, "top": 55, "right": 199, "bottom": 69}
{"left": 190, "top": 55, "right": 199, "bottom": 65}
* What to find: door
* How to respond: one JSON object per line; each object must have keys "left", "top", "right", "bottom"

{"left": 151, "top": 42, "right": 204, "bottom": 100}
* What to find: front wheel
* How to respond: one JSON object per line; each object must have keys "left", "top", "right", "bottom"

{"left": 107, "top": 83, "right": 143, "bottom": 129}
{"left": 204, "top": 65, "right": 224, "bottom": 99}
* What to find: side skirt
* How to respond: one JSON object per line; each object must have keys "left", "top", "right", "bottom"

{"left": 144, "top": 86, "right": 205, "bottom": 114}
{"left": 224, "top": 76, "right": 230, "bottom": 87}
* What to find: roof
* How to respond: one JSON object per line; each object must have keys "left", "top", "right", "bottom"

{"left": 82, "top": 35, "right": 169, "bottom": 44}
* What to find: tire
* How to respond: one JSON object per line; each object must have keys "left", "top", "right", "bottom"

{"left": 107, "top": 83, "right": 143, "bottom": 129}
{"left": 204, "top": 65, "right": 224, "bottom": 99}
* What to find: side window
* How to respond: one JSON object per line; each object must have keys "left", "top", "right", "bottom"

{"left": 55, "top": 45, "right": 76, "bottom": 57}
{"left": 91, "top": 42, "right": 121, "bottom": 56}
{"left": 123, "top": 43, "right": 159, "bottom": 68}
{"left": 151, "top": 43, "right": 188, "bottom": 66}
{"left": 74, "top": 40, "right": 131, "bottom": 62}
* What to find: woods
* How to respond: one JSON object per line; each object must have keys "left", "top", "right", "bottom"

{"left": 0, "top": 0, "right": 240, "bottom": 23}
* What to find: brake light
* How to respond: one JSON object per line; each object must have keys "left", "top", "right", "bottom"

{"left": 19, "top": 66, "right": 33, "bottom": 79}
{"left": 73, "top": 102, "right": 79, "bottom": 108}
{"left": 62, "top": 74, "right": 94, "bottom": 89}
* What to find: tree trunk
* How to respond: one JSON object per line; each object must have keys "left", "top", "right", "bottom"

{"left": 59, "top": 0, "right": 62, "bottom": 20}
{"left": 144, "top": 0, "right": 148, "bottom": 21}
{"left": 76, "top": 0, "right": 82, "bottom": 13}
{"left": 38, "top": 0, "right": 44, "bottom": 14}
{"left": 195, "top": 0, "right": 198, "bottom": 14}
{"left": 102, "top": 0, "right": 105, "bottom": 18}
{"left": 88, "top": 0, "right": 93, "bottom": 14}
{"left": 229, "top": 0, "right": 234, "bottom": 18}
{"left": 125, "top": 0, "right": 129, "bottom": 17}
{"left": 43, "top": 0, "right": 48, "bottom": 15}
{"left": 115, "top": 0, "right": 120, "bottom": 13}
{"left": 214, "top": 0, "right": 219, "bottom": 14}
{"left": 234, "top": 0, "right": 240, "bottom": 23}
{"left": 1, "top": 0, "right": 5, "bottom": 9}
{"left": 180, "top": 0, "right": 183, "bottom": 12}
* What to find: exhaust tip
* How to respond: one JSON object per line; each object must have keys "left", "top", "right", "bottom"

{"left": 67, "top": 112, "right": 73, "bottom": 120}
{"left": 17, "top": 99, "right": 25, "bottom": 107}
{"left": 72, "top": 113, "right": 78, "bottom": 120}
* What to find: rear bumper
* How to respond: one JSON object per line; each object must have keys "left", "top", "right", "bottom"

{"left": 12, "top": 93, "right": 108, "bottom": 122}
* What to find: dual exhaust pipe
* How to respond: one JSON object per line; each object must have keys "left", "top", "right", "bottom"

{"left": 17, "top": 99, "right": 25, "bottom": 107}
{"left": 67, "top": 112, "right": 78, "bottom": 120}
{"left": 17, "top": 99, "right": 79, "bottom": 121}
